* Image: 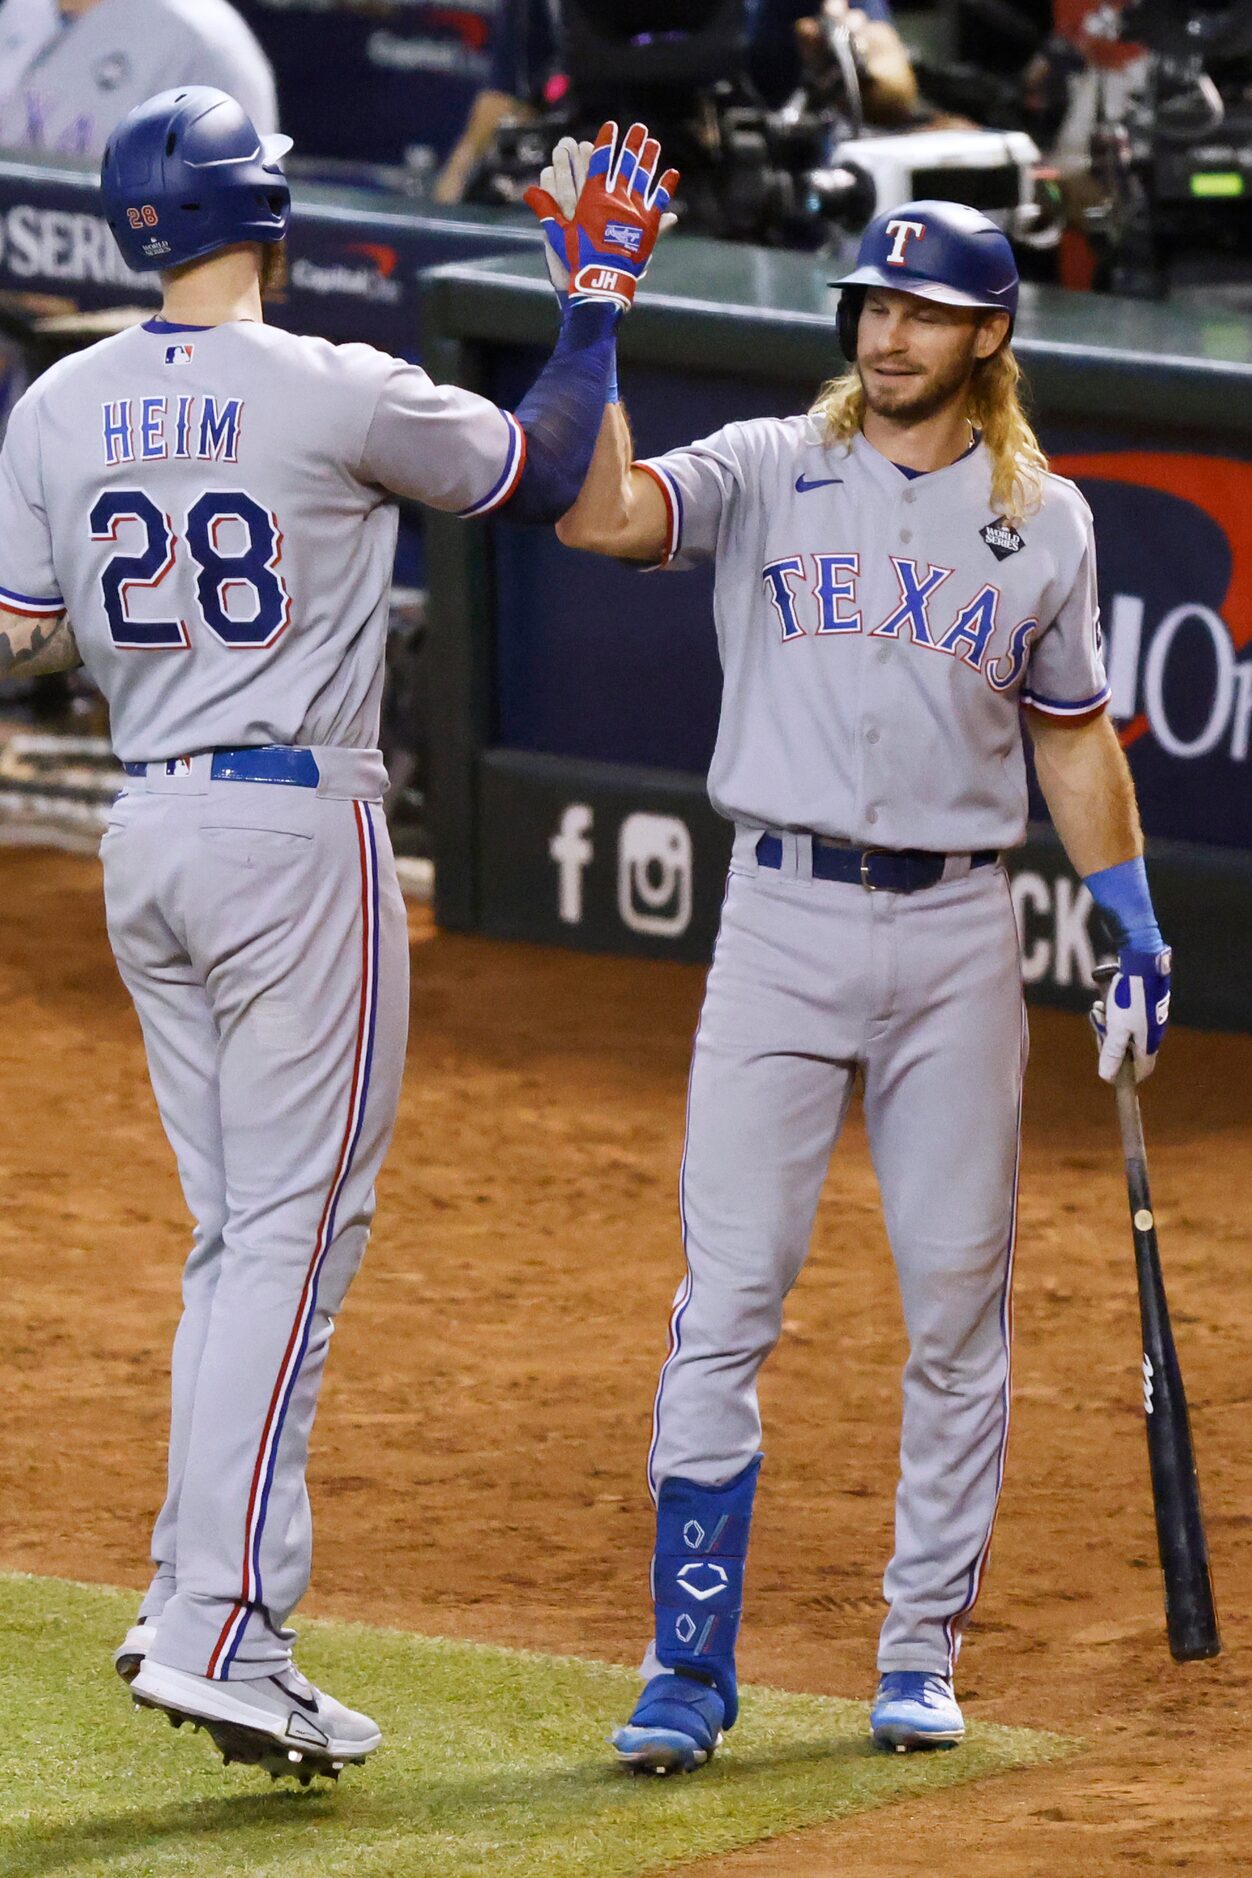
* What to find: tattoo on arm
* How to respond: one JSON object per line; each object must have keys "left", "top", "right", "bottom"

{"left": 0, "top": 610, "right": 80, "bottom": 679}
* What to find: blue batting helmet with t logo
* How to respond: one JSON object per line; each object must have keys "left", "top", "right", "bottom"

{"left": 830, "top": 200, "right": 1019, "bottom": 360}
{"left": 101, "top": 87, "right": 292, "bottom": 273}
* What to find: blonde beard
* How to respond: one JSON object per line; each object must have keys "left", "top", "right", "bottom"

{"left": 809, "top": 344, "right": 1049, "bottom": 526}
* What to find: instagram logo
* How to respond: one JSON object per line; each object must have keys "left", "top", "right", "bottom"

{"left": 617, "top": 813, "right": 693, "bottom": 938}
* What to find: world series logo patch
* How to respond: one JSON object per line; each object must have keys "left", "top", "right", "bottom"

{"left": 980, "top": 519, "right": 1025, "bottom": 561}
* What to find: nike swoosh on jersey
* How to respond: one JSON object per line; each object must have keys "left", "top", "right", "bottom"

{"left": 794, "top": 475, "right": 843, "bottom": 493}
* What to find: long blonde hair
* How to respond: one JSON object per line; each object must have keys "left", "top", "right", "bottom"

{"left": 809, "top": 341, "right": 1048, "bottom": 525}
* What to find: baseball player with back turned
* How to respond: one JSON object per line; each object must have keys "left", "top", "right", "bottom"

{"left": 556, "top": 201, "right": 1172, "bottom": 1770}
{"left": 0, "top": 87, "right": 676, "bottom": 1782}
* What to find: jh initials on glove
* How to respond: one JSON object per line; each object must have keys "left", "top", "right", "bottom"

{"left": 523, "top": 119, "right": 679, "bottom": 314}
{"left": 1091, "top": 945, "right": 1172, "bottom": 1083}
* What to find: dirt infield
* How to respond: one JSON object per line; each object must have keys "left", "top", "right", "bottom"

{"left": 2, "top": 847, "right": 1250, "bottom": 1876}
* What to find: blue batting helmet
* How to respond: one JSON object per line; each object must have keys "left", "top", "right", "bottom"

{"left": 101, "top": 88, "right": 292, "bottom": 273}
{"left": 831, "top": 200, "right": 1019, "bottom": 360}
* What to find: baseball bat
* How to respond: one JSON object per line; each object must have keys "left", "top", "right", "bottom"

{"left": 1094, "top": 977, "right": 1221, "bottom": 1660}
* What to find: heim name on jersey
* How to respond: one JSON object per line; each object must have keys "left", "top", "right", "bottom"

{"left": 101, "top": 394, "right": 244, "bottom": 466}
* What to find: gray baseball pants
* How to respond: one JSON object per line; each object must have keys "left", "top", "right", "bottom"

{"left": 647, "top": 829, "right": 1026, "bottom": 1675}
{"left": 101, "top": 751, "right": 408, "bottom": 1679}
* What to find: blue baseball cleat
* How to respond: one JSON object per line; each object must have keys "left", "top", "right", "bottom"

{"left": 870, "top": 1671, "right": 965, "bottom": 1751}
{"left": 611, "top": 1672, "right": 726, "bottom": 1774}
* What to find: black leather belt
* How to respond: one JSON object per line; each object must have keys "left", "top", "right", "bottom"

{"left": 755, "top": 833, "right": 998, "bottom": 894}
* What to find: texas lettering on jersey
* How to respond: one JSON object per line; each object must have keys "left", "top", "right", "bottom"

{"left": 760, "top": 551, "right": 1038, "bottom": 694}
{"left": 639, "top": 415, "right": 1108, "bottom": 852}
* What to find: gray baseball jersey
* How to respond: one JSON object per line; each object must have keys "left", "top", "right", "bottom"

{"left": 639, "top": 417, "right": 1108, "bottom": 851}
{"left": 0, "top": 0, "right": 277, "bottom": 158}
{"left": 0, "top": 316, "right": 525, "bottom": 761}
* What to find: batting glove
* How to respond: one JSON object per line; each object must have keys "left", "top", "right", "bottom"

{"left": 523, "top": 119, "right": 679, "bottom": 314}
{"left": 1091, "top": 945, "right": 1172, "bottom": 1083}
{"left": 528, "top": 135, "right": 593, "bottom": 300}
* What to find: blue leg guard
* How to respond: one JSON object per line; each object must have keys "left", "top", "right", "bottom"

{"left": 652, "top": 1455, "right": 761, "bottom": 1729}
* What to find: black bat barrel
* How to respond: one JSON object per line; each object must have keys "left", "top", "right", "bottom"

{"left": 1115, "top": 1065, "right": 1221, "bottom": 1662}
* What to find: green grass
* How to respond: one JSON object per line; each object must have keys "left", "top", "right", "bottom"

{"left": 0, "top": 1573, "right": 1072, "bottom": 1878}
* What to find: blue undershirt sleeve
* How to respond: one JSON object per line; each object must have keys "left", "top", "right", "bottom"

{"left": 1084, "top": 856, "right": 1164, "bottom": 953}
{"left": 499, "top": 300, "right": 620, "bottom": 525}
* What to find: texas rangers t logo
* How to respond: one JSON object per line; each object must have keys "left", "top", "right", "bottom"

{"left": 884, "top": 219, "right": 926, "bottom": 266}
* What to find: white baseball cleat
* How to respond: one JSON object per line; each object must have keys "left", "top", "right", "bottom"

{"left": 131, "top": 1658, "right": 381, "bottom": 1783}
{"left": 113, "top": 1620, "right": 153, "bottom": 1686}
{"left": 870, "top": 1671, "right": 965, "bottom": 1751}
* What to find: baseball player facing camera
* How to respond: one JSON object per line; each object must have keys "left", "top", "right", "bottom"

{"left": 0, "top": 89, "right": 675, "bottom": 1782}
{"left": 559, "top": 199, "right": 1171, "bottom": 1769}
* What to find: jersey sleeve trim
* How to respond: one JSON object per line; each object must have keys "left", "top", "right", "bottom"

{"left": 1020, "top": 682, "right": 1111, "bottom": 720}
{"left": 0, "top": 582, "right": 64, "bottom": 617}
{"left": 633, "top": 460, "right": 682, "bottom": 565}
{"left": 458, "top": 410, "right": 527, "bottom": 518}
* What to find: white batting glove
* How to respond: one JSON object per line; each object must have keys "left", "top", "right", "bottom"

{"left": 1090, "top": 947, "right": 1172, "bottom": 1083}
{"left": 534, "top": 137, "right": 593, "bottom": 298}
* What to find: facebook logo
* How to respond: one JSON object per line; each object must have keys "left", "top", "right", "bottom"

{"left": 549, "top": 804, "right": 594, "bottom": 924}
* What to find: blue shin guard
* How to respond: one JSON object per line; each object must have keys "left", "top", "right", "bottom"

{"left": 652, "top": 1455, "right": 761, "bottom": 1728}
{"left": 612, "top": 1457, "right": 761, "bottom": 1773}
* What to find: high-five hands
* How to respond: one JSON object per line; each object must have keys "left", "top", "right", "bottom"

{"left": 524, "top": 120, "right": 679, "bottom": 313}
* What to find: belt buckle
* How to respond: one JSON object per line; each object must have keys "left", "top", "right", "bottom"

{"left": 859, "top": 847, "right": 887, "bottom": 892}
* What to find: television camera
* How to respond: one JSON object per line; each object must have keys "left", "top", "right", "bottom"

{"left": 469, "top": 0, "right": 1045, "bottom": 252}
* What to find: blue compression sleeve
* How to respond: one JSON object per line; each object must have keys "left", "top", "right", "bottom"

{"left": 500, "top": 300, "right": 620, "bottom": 525}
{"left": 1084, "top": 856, "right": 1164, "bottom": 952}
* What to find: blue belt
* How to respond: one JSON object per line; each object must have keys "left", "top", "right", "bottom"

{"left": 756, "top": 833, "right": 997, "bottom": 893}
{"left": 123, "top": 746, "right": 320, "bottom": 787}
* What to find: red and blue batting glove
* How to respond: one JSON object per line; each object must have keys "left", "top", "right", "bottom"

{"left": 523, "top": 120, "right": 679, "bottom": 314}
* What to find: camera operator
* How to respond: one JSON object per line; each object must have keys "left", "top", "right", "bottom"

{"left": 1025, "top": 1, "right": 1148, "bottom": 171}
{"left": 434, "top": 0, "right": 922, "bottom": 204}
{"left": 435, "top": 0, "right": 555, "bottom": 204}
{"left": 788, "top": 0, "right": 919, "bottom": 125}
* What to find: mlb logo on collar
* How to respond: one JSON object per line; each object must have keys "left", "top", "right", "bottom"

{"left": 165, "top": 344, "right": 195, "bottom": 367}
